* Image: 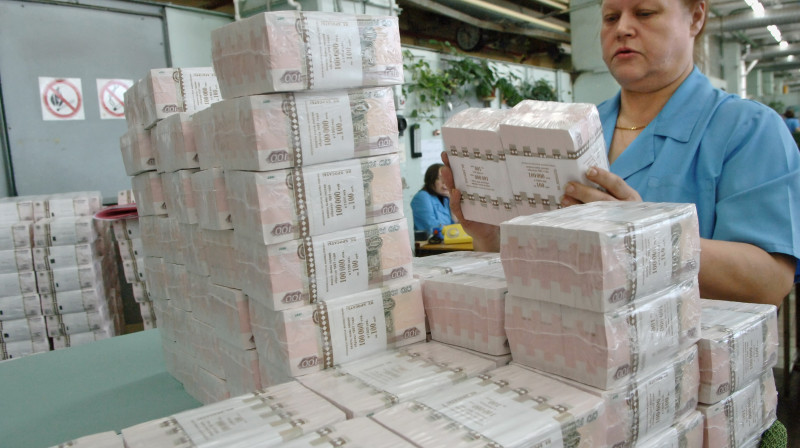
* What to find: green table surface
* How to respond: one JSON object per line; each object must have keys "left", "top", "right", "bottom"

{"left": 0, "top": 329, "right": 201, "bottom": 448}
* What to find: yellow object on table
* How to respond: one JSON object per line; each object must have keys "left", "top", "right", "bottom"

{"left": 442, "top": 223, "right": 473, "bottom": 244}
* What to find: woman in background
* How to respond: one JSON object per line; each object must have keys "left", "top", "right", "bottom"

{"left": 411, "top": 163, "right": 454, "bottom": 239}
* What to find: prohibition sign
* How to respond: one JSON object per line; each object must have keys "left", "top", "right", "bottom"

{"left": 99, "top": 79, "right": 130, "bottom": 118}
{"left": 42, "top": 78, "right": 82, "bottom": 119}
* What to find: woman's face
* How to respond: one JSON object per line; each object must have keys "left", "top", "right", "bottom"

{"left": 434, "top": 168, "right": 449, "bottom": 197}
{"left": 601, "top": 0, "right": 705, "bottom": 93}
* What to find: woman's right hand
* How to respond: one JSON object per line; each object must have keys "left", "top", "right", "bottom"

{"left": 440, "top": 152, "right": 501, "bottom": 252}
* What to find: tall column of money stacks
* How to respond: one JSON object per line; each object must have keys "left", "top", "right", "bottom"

{"left": 122, "top": 66, "right": 229, "bottom": 405}
{"left": 32, "top": 192, "right": 124, "bottom": 350}
{"left": 501, "top": 201, "right": 706, "bottom": 447}
{"left": 206, "top": 10, "right": 425, "bottom": 392}
{"left": 696, "top": 299, "right": 780, "bottom": 447}
{"left": 113, "top": 189, "right": 155, "bottom": 330}
{"left": 0, "top": 197, "right": 44, "bottom": 360}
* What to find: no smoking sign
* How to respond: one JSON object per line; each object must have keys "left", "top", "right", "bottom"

{"left": 97, "top": 78, "right": 133, "bottom": 120}
{"left": 39, "top": 77, "right": 85, "bottom": 121}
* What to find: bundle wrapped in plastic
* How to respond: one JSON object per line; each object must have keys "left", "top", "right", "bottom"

{"left": 191, "top": 168, "right": 232, "bottom": 230}
{"left": 162, "top": 169, "right": 199, "bottom": 224}
{"left": 0, "top": 197, "right": 35, "bottom": 223}
{"left": 2, "top": 336, "right": 49, "bottom": 360}
{"left": 40, "top": 286, "right": 105, "bottom": 315}
{"left": 498, "top": 100, "right": 608, "bottom": 215}
{"left": 130, "top": 172, "right": 167, "bottom": 217}
{"left": 51, "top": 326, "right": 114, "bottom": 349}
{"left": 121, "top": 382, "right": 345, "bottom": 448}
{"left": 35, "top": 259, "right": 104, "bottom": 294}
{"left": 45, "top": 306, "right": 111, "bottom": 337}
{"left": 120, "top": 125, "right": 156, "bottom": 176}
{"left": 33, "top": 191, "right": 102, "bottom": 221}
{"left": 225, "top": 153, "right": 403, "bottom": 245}
{"left": 0, "top": 271, "right": 37, "bottom": 296}
{"left": 116, "top": 238, "right": 142, "bottom": 262}
{"left": 132, "top": 67, "right": 222, "bottom": 130}
{"left": 217, "top": 339, "right": 262, "bottom": 397}
{"left": 697, "top": 370, "right": 777, "bottom": 448}
{"left": 190, "top": 107, "right": 221, "bottom": 170}
{"left": 521, "top": 344, "right": 700, "bottom": 447}
{"left": 296, "top": 341, "right": 496, "bottom": 418}
{"left": 111, "top": 218, "right": 140, "bottom": 241}
{"left": 0, "top": 315, "right": 47, "bottom": 343}
{"left": 193, "top": 282, "right": 254, "bottom": 350}
{"left": 249, "top": 278, "right": 425, "bottom": 385}
{"left": 501, "top": 201, "right": 701, "bottom": 312}
{"left": 442, "top": 342, "right": 512, "bottom": 368}
{"left": 239, "top": 219, "right": 412, "bottom": 311}
{"left": 442, "top": 108, "right": 516, "bottom": 225}
{"left": 49, "top": 431, "right": 123, "bottom": 448}
{"left": 371, "top": 364, "right": 606, "bottom": 447}
{"left": 211, "top": 87, "right": 398, "bottom": 171}
{"left": 143, "top": 256, "right": 166, "bottom": 300}
{"left": 698, "top": 299, "right": 778, "bottom": 404}
{"left": 636, "top": 410, "right": 704, "bottom": 448}
{"left": 506, "top": 278, "right": 701, "bottom": 389}
{"left": 412, "top": 251, "right": 502, "bottom": 281}
{"left": 211, "top": 12, "right": 403, "bottom": 98}
{"left": 422, "top": 263, "right": 509, "bottom": 355}
{"left": 33, "top": 242, "right": 99, "bottom": 271}
{"left": 282, "top": 418, "right": 413, "bottom": 448}
{"left": 201, "top": 229, "right": 242, "bottom": 289}
{"left": 152, "top": 113, "right": 198, "bottom": 173}
{"left": 0, "top": 248, "right": 33, "bottom": 274}
{"left": 0, "top": 221, "right": 33, "bottom": 250}
{"left": 0, "top": 294, "right": 41, "bottom": 320}
{"left": 33, "top": 216, "right": 98, "bottom": 247}
{"left": 179, "top": 223, "right": 208, "bottom": 277}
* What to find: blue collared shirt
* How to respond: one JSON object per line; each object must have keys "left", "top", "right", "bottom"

{"left": 411, "top": 189, "right": 453, "bottom": 237}
{"left": 599, "top": 67, "right": 800, "bottom": 265}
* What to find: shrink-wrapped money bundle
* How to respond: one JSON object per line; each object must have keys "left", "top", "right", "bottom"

{"left": 133, "top": 67, "right": 222, "bottom": 129}
{"left": 35, "top": 259, "right": 104, "bottom": 295}
{"left": 0, "top": 248, "right": 33, "bottom": 274}
{"left": 191, "top": 168, "right": 232, "bottom": 230}
{"left": 194, "top": 282, "right": 254, "bottom": 350}
{"left": 52, "top": 327, "right": 114, "bottom": 349}
{"left": 202, "top": 229, "right": 242, "bottom": 289}
{"left": 372, "top": 364, "right": 606, "bottom": 448}
{"left": 211, "top": 12, "right": 403, "bottom": 98}
{"left": 112, "top": 218, "right": 140, "bottom": 241}
{"left": 45, "top": 307, "right": 111, "bottom": 337}
{"left": 33, "top": 216, "right": 98, "bottom": 247}
{"left": 0, "top": 197, "right": 34, "bottom": 223}
{"left": 0, "top": 221, "right": 33, "bottom": 250}
{"left": 501, "top": 201, "right": 701, "bottom": 312}
{"left": 0, "top": 271, "right": 37, "bottom": 296}
{"left": 2, "top": 337, "right": 49, "bottom": 359}
{"left": 116, "top": 238, "right": 142, "bottom": 262}
{"left": 282, "top": 418, "right": 414, "bottom": 448}
{"left": 523, "top": 345, "right": 700, "bottom": 447}
{"left": 33, "top": 191, "right": 102, "bottom": 221}
{"left": 50, "top": 431, "right": 124, "bottom": 448}
{"left": 412, "top": 251, "right": 502, "bottom": 280}
{"left": 0, "top": 315, "right": 47, "bottom": 342}
{"left": 249, "top": 278, "right": 425, "bottom": 384}
{"left": 296, "top": 341, "right": 495, "bottom": 418}
{"left": 226, "top": 153, "right": 403, "bottom": 245}
{"left": 33, "top": 242, "right": 99, "bottom": 271}
{"left": 499, "top": 100, "right": 608, "bottom": 215}
{"left": 697, "top": 371, "right": 777, "bottom": 448}
{"left": 0, "top": 294, "right": 41, "bottom": 320}
{"left": 698, "top": 299, "right": 778, "bottom": 404}
{"left": 190, "top": 106, "right": 220, "bottom": 170}
{"left": 217, "top": 339, "right": 262, "bottom": 397}
{"left": 239, "top": 219, "right": 412, "bottom": 311}
{"left": 422, "top": 263, "right": 509, "bottom": 355}
{"left": 152, "top": 113, "right": 198, "bottom": 173}
{"left": 442, "top": 108, "right": 516, "bottom": 225}
{"left": 212, "top": 87, "right": 398, "bottom": 171}
{"left": 636, "top": 410, "right": 704, "bottom": 448}
{"left": 506, "top": 279, "right": 701, "bottom": 389}
{"left": 121, "top": 382, "right": 345, "bottom": 448}
{"left": 120, "top": 125, "right": 156, "bottom": 176}
{"left": 131, "top": 172, "right": 167, "bottom": 217}
{"left": 162, "top": 169, "right": 199, "bottom": 224}
{"left": 40, "top": 286, "right": 105, "bottom": 315}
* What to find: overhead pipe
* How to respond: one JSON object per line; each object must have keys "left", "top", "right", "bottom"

{"left": 754, "top": 59, "right": 800, "bottom": 72}
{"left": 707, "top": 5, "right": 800, "bottom": 33}
{"left": 745, "top": 43, "right": 800, "bottom": 61}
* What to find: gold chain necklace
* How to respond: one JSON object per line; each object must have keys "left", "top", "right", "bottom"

{"left": 615, "top": 123, "right": 648, "bottom": 131}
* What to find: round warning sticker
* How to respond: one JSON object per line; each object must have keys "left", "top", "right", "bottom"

{"left": 97, "top": 78, "right": 133, "bottom": 120}
{"left": 39, "top": 77, "right": 85, "bottom": 121}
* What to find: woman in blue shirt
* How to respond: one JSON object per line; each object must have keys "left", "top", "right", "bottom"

{"left": 443, "top": 0, "right": 800, "bottom": 308}
{"left": 411, "top": 163, "right": 454, "bottom": 239}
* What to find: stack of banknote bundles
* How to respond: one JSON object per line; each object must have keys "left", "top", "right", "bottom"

{"left": 696, "top": 299, "right": 780, "bottom": 447}
{"left": 500, "top": 201, "right": 705, "bottom": 446}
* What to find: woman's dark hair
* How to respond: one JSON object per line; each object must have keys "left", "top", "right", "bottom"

{"left": 422, "top": 163, "right": 444, "bottom": 196}
{"left": 786, "top": 109, "right": 796, "bottom": 119}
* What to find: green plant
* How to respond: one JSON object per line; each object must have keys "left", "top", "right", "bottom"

{"left": 497, "top": 77, "right": 558, "bottom": 107}
{"left": 402, "top": 49, "right": 460, "bottom": 121}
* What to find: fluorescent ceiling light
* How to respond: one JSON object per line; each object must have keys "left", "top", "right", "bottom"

{"left": 780, "top": 40, "right": 789, "bottom": 49}
{"left": 767, "top": 25, "right": 781, "bottom": 42}
{"left": 454, "top": 0, "right": 569, "bottom": 32}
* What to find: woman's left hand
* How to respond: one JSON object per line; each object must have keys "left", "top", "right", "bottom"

{"left": 561, "top": 166, "right": 642, "bottom": 206}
